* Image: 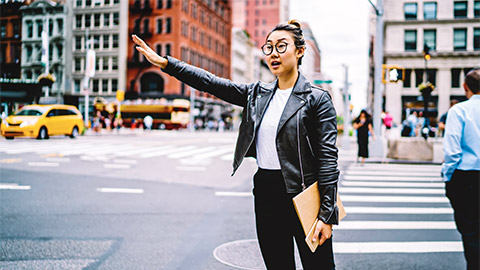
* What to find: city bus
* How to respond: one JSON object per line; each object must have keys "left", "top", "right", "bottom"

{"left": 94, "top": 99, "right": 190, "bottom": 130}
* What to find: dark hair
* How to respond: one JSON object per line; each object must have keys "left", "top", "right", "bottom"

{"left": 356, "top": 110, "right": 371, "bottom": 121}
{"left": 465, "top": 68, "right": 480, "bottom": 94}
{"left": 266, "top": 19, "right": 306, "bottom": 66}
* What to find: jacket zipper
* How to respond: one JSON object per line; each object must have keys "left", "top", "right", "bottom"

{"left": 297, "top": 113, "right": 306, "bottom": 190}
{"left": 305, "top": 135, "right": 314, "bottom": 156}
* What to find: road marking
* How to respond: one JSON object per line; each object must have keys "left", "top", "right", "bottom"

{"left": 60, "top": 144, "right": 116, "bottom": 156}
{"left": 104, "top": 164, "right": 130, "bottom": 169}
{"left": 215, "top": 191, "right": 251, "bottom": 197}
{"left": 340, "top": 195, "right": 449, "bottom": 203}
{"left": 349, "top": 164, "right": 441, "bottom": 172}
{"left": 97, "top": 188, "right": 144, "bottom": 194}
{"left": 45, "top": 157, "right": 70, "bottom": 163}
{"left": 343, "top": 175, "right": 443, "bottom": 182}
{"left": 80, "top": 155, "right": 109, "bottom": 162}
{"left": 0, "top": 158, "right": 22, "bottom": 164}
{"left": 339, "top": 187, "right": 445, "bottom": 194}
{"left": 168, "top": 146, "right": 217, "bottom": 159}
{"left": 341, "top": 181, "right": 445, "bottom": 188}
{"left": 335, "top": 221, "right": 456, "bottom": 230}
{"left": 333, "top": 241, "right": 463, "bottom": 253}
{"left": 344, "top": 207, "right": 453, "bottom": 214}
{"left": 4, "top": 142, "right": 72, "bottom": 154}
{"left": 114, "top": 145, "right": 172, "bottom": 157}
{"left": 0, "top": 183, "right": 31, "bottom": 190}
{"left": 220, "top": 153, "right": 233, "bottom": 161}
{"left": 28, "top": 162, "right": 60, "bottom": 167}
{"left": 113, "top": 159, "right": 137, "bottom": 164}
{"left": 140, "top": 145, "right": 197, "bottom": 158}
{"left": 345, "top": 170, "right": 440, "bottom": 177}
{"left": 176, "top": 166, "right": 207, "bottom": 171}
{"left": 192, "top": 147, "right": 234, "bottom": 159}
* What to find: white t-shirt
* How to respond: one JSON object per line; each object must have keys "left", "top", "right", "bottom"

{"left": 256, "top": 87, "right": 293, "bottom": 169}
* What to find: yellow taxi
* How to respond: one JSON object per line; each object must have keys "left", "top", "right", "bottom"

{"left": 1, "top": 104, "right": 84, "bottom": 140}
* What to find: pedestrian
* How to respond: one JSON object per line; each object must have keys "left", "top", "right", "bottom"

{"left": 133, "top": 20, "right": 340, "bottom": 270}
{"left": 352, "top": 110, "right": 375, "bottom": 165}
{"left": 442, "top": 68, "right": 480, "bottom": 270}
{"left": 144, "top": 115, "right": 153, "bottom": 131}
{"left": 438, "top": 99, "right": 459, "bottom": 137}
{"left": 407, "top": 111, "right": 418, "bottom": 137}
{"left": 382, "top": 111, "right": 393, "bottom": 137}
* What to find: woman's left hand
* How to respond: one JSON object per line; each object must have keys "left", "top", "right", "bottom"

{"left": 312, "top": 220, "right": 332, "bottom": 246}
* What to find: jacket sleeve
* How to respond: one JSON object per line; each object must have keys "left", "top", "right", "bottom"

{"left": 162, "top": 56, "right": 252, "bottom": 107}
{"left": 313, "top": 91, "right": 340, "bottom": 225}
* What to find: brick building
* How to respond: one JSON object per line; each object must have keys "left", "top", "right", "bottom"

{"left": 126, "top": 0, "right": 232, "bottom": 102}
{"left": 244, "top": 0, "right": 289, "bottom": 47}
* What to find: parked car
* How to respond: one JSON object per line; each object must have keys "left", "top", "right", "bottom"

{"left": 1, "top": 104, "right": 84, "bottom": 140}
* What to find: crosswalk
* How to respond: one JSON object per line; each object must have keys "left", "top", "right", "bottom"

{"left": 335, "top": 162, "right": 462, "bottom": 254}
{"left": 0, "top": 139, "right": 236, "bottom": 162}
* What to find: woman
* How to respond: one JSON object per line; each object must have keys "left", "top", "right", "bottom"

{"left": 133, "top": 20, "right": 339, "bottom": 270}
{"left": 353, "top": 110, "right": 375, "bottom": 165}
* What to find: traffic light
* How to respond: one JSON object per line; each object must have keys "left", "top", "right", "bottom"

{"left": 423, "top": 45, "right": 431, "bottom": 61}
{"left": 382, "top": 65, "right": 404, "bottom": 83}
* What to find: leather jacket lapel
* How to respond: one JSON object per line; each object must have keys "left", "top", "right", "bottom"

{"left": 277, "top": 74, "right": 310, "bottom": 134}
{"left": 255, "top": 81, "right": 277, "bottom": 128}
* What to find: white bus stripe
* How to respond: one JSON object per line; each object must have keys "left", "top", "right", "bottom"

{"left": 333, "top": 241, "right": 462, "bottom": 253}
{"left": 344, "top": 207, "right": 453, "bottom": 214}
{"left": 341, "top": 181, "right": 445, "bottom": 188}
{"left": 335, "top": 221, "right": 456, "bottom": 230}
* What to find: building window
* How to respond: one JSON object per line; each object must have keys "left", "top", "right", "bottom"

{"left": 404, "top": 3, "right": 417, "bottom": 20}
{"left": 93, "top": 35, "right": 100, "bottom": 49}
{"left": 75, "top": 58, "right": 82, "bottom": 71}
{"left": 166, "top": 18, "right": 171, "bottom": 33}
{"left": 404, "top": 30, "right": 417, "bottom": 51}
{"left": 166, "top": 0, "right": 172, "bottom": 9}
{"left": 76, "top": 0, "right": 83, "bottom": 7}
{"left": 74, "top": 79, "right": 81, "bottom": 92}
{"left": 454, "top": 1, "right": 468, "bottom": 18}
{"left": 403, "top": 69, "right": 412, "bottom": 88}
{"left": 426, "top": 69, "right": 436, "bottom": 85}
{"left": 157, "top": 19, "right": 163, "bottom": 34}
{"left": 85, "top": 14, "right": 91, "bottom": 28}
{"left": 112, "top": 79, "right": 118, "bottom": 92}
{"left": 192, "top": 3, "right": 197, "bottom": 19}
{"left": 143, "top": 18, "right": 150, "bottom": 34}
{"left": 475, "top": 1, "right": 480, "bottom": 17}
{"left": 76, "top": 15, "right": 82, "bottom": 28}
{"left": 113, "top": 13, "right": 119, "bottom": 26}
{"left": 113, "top": 34, "right": 118, "bottom": 48}
{"left": 165, "top": 44, "right": 171, "bottom": 55}
{"left": 474, "top": 28, "right": 480, "bottom": 50}
{"left": 112, "top": 57, "right": 118, "bottom": 70}
{"left": 1, "top": 22, "right": 7, "bottom": 38}
{"left": 93, "top": 79, "right": 99, "bottom": 92}
{"left": 423, "top": 2, "right": 437, "bottom": 20}
{"left": 37, "top": 21, "right": 43, "bottom": 37}
{"left": 451, "top": 68, "right": 461, "bottom": 88}
{"left": 415, "top": 69, "right": 424, "bottom": 87}
{"left": 453, "top": 28, "right": 467, "bottom": 51}
{"left": 86, "top": 0, "right": 91, "bottom": 6}
{"left": 57, "top": 19, "right": 63, "bottom": 34}
{"left": 104, "top": 13, "right": 110, "bottom": 27}
{"left": 26, "top": 21, "right": 33, "bottom": 38}
{"left": 157, "top": 0, "right": 163, "bottom": 9}
{"left": 102, "top": 79, "right": 108, "bottom": 93}
{"left": 103, "top": 34, "right": 109, "bottom": 49}
{"left": 156, "top": 44, "right": 162, "bottom": 55}
{"left": 424, "top": 29, "right": 436, "bottom": 51}
{"left": 134, "top": 19, "right": 141, "bottom": 33}
{"left": 94, "top": 14, "right": 101, "bottom": 27}
{"left": 26, "top": 46, "right": 32, "bottom": 61}
{"left": 105, "top": 0, "right": 110, "bottom": 5}
{"left": 103, "top": 56, "right": 109, "bottom": 70}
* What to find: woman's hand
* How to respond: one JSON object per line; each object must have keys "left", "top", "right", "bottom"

{"left": 131, "top": 34, "right": 168, "bottom": 69}
{"left": 312, "top": 220, "right": 332, "bottom": 246}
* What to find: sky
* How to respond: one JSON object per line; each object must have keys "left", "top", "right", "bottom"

{"left": 290, "top": 0, "right": 371, "bottom": 112}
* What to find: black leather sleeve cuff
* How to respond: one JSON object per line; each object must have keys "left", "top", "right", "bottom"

{"left": 317, "top": 184, "right": 339, "bottom": 225}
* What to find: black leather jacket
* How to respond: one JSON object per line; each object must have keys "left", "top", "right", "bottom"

{"left": 163, "top": 56, "right": 340, "bottom": 225}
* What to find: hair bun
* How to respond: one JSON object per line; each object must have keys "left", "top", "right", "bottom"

{"left": 287, "top": 19, "right": 302, "bottom": 29}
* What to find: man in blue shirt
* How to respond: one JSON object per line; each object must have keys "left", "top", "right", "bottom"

{"left": 442, "top": 68, "right": 480, "bottom": 270}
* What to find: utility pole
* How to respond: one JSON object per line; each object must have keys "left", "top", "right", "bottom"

{"left": 342, "top": 64, "right": 351, "bottom": 150}
{"left": 368, "top": 0, "right": 384, "bottom": 157}
{"left": 41, "top": 7, "right": 50, "bottom": 97}
{"left": 189, "top": 85, "right": 195, "bottom": 131}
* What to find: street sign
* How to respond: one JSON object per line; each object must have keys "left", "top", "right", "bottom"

{"left": 314, "top": 80, "right": 333, "bottom": 84}
{"left": 116, "top": 89, "right": 125, "bottom": 101}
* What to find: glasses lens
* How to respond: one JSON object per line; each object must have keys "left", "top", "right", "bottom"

{"left": 276, "top": 42, "right": 287, "bottom": 53}
{"left": 262, "top": 44, "right": 273, "bottom": 55}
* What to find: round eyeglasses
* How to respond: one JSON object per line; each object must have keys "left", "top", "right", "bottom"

{"left": 261, "top": 41, "right": 289, "bottom": 56}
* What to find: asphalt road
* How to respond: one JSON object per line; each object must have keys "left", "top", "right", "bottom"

{"left": 0, "top": 131, "right": 466, "bottom": 269}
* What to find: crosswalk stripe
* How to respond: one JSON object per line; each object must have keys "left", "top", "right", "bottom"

{"left": 220, "top": 153, "right": 233, "bottom": 161}
{"left": 28, "top": 162, "right": 60, "bottom": 167}
{"left": 335, "top": 221, "right": 456, "bottom": 230}
{"left": 349, "top": 164, "right": 441, "bottom": 172}
{"left": 97, "top": 187, "right": 143, "bottom": 194}
{"left": 5, "top": 142, "right": 72, "bottom": 154}
{"left": 341, "top": 181, "right": 445, "bottom": 188}
{"left": 192, "top": 147, "right": 233, "bottom": 159}
{"left": 140, "top": 145, "right": 197, "bottom": 158}
{"left": 0, "top": 183, "right": 31, "bottom": 190}
{"left": 343, "top": 175, "right": 443, "bottom": 182}
{"left": 82, "top": 145, "right": 139, "bottom": 156}
{"left": 340, "top": 195, "right": 449, "bottom": 203}
{"left": 168, "top": 146, "right": 217, "bottom": 159}
{"left": 344, "top": 207, "right": 453, "bottom": 214}
{"left": 34, "top": 143, "right": 97, "bottom": 154}
{"left": 114, "top": 145, "right": 172, "bottom": 157}
{"left": 333, "top": 241, "right": 462, "bottom": 253}
{"left": 59, "top": 144, "right": 115, "bottom": 156}
{"left": 340, "top": 187, "right": 445, "bottom": 194}
{"left": 345, "top": 170, "right": 440, "bottom": 177}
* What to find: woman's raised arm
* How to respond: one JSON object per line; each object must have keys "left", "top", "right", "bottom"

{"left": 132, "top": 34, "right": 168, "bottom": 69}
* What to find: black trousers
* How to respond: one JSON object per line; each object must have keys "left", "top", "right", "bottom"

{"left": 445, "top": 170, "right": 480, "bottom": 270}
{"left": 253, "top": 168, "right": 335, "bottom": 270}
